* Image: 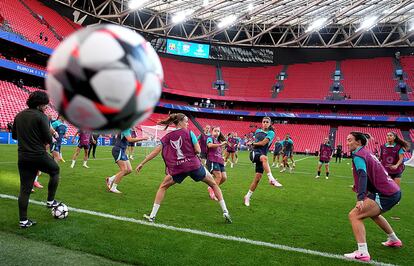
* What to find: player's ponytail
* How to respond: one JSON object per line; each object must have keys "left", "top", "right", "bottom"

{"left": 389, "top": 131, "right": 410, "bottom": 151}
{"left": 350, "top": 132, "right": 371, "bottom": 146}
{"left": 158, "top": 113, "right": 187, "bottom": 130}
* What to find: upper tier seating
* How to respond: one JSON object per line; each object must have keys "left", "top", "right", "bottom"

{"left": 277, "top": 61, "right": 335, "bottom": 99}
{"left": 0, "top": 0, "right": 60, "bottom": 48}
{"left": 221, "top": 65, "right": 283, "bottom": 97}
{"left": 341, "top": 57, "right": 399, "bottom": 100}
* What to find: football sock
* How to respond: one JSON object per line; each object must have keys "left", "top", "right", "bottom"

{"left": 357, "top": 243, "right": 369, "bottom": 254}
{"left": 317, "top": 171, "right": 321, "bottom": 176}
{"left": 219, "top": 200, "right": 228, "bottom": 213}
{"left": 246, "top": 190, "right": 253, "bottom": 199}
{"left": 109, "top": 175, "right": 116, "bottom": 183}
{"left": 267, "top": 172, "right": 275, "bottom": 181}
{"left": 387, "top": 232, "right": 399, "bottom": 241}
{"left": 150, "top": 203, "right": 160, "bottom": 218}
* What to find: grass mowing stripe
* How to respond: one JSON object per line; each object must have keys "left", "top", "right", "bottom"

{"left": 0, "top": 193, "right": 395, "bottom": 266}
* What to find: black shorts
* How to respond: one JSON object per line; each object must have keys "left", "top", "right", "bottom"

{"left": 226, "top": 150, "right": 236, "bottom": 154}
{"left": 128, "top": 142, "right": 136, "bottom": 147}
{"left": 206, "top": 160, "right": 225, "bottom": 173}
{"left": 273, "top": 150, "right": 281, "bottom": 156}
{"left": 250, "top": 151, "right": 264, "bottom": 174}
{"left": 389, "top": 173, "right": 402, "bottom": 179}
{"left": 172, "top": 165, "right": 206, "bottom": 184}
{"left": 284, "top": 151, "right": 292, "bottom": 158}
{"left": 319, "top": 160, "right": 330, "bottom": 164}
{"left": 200, "top": 152, "right": 208, "bottom": 159}
{"left": 78, "top": 144, "right": 90, "bottom": 149}
{"left": 368, "top": 191, "right": 401, "bottom": 212}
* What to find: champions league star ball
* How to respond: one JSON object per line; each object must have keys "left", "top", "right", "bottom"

{"left": 46, "top": 24, "right": 163, "bottom": 131}
{"left": 52, "top": 203, "right": 69, "bottom": 219}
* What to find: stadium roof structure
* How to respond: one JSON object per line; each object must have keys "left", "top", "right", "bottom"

{"left": 55, "top": 0, "right": 414, "bottom": 48}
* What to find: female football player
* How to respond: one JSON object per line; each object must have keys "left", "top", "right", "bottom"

{"left": 379, "top": 132, "right": 410, "bottom": 187}
{"left": 70, "top": 130, "right": 91, "bottom": 168}
{"left": 344, "top": 132, "right": 402, "bottom": 262}
{"left": 105, "top": 129, "right": 147, "bottom": 193}
{"left": 315, "top": 137, "right": 334, "bottom": 179}
{"left": 244, "top": 117, "right": 282, "bottom": 207}
{"left": 136, "top": 113, "right": 231, "bottom": 223}
{"left": 206, "top": 126, "right": 228, "bottom": 200}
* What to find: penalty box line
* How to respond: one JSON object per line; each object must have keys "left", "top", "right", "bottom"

{"left": 0, "top": 194, "right": 395, "bottom": 266}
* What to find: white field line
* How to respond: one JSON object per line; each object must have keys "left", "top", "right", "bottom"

{"left": 0, "top": 194, "right": 395, "bottom": 266}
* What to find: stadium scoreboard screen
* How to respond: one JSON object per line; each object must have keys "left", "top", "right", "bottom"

{"left": 166, "top": 39, "right": 210, "bottom": 59}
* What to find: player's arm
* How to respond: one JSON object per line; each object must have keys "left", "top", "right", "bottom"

{"left": 390, "top": 149, "right": 405, "bottom": 170}
{"left": 72, "top": 131, "right": 79, "bottom": 143}
{"left": 125, "top": 136, "right": 148, "bottom": 143}
{"left": 253, "top": 131, "right": 274, "bottom": 147}
{"left": 40, "top": 116, "right": 53, "bottom": 144}
{"left": 207, "top": 137, "right": 226, "bottom": 148}
{"left": 188, "top": 131, "right": 201, "bottom": 154}
{"left": 353, "top": 156, "right": 368, "bottom": 210}
{"left": 11, "top": 119, "right": 17, "bottom": 140}
{"left": 136, "top": 145, "right": 162, "bottom": 173}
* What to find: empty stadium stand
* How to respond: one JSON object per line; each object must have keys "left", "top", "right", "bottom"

{"left": 0, "top": 0, "right": 60, "bottom": 48}
{"left": 341, "top": 57, "right": 399, "bottom": 101}
{"left": 277, "top": 61, "right": 335, "bottom": 100}
{"left": 221, "top": 65, "right": 283, "bottom": 97}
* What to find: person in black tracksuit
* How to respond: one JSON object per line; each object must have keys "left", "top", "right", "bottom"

{"left": 335, "top": 144, "right": 343, "bottom": 163}
{"left": 12, "top": 91, "right": 62, "bottom": 228}
{"left": 88, "top": 133, "right": 100, "bottom": 159}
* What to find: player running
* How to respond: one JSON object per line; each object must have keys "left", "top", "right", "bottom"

{"left": 271, "top": 137, "right": 283, "bottom": 168}
{"left": 344, "top": 132, "right": 402, "bottom": 262}
{"left": 197, "top": 125, "right": 211, "bottom": 165}
{"left": 244, "top": 117, "right": 282, "bottom": 207}
{"left": 136, "top": 113, "right": 232, "bottom": 223}
{"left": 70, "top": 130, "right": 91, "bottom": 168}
{"left": 315, "top": 137, "right": 334, "bottom": 179}
{"left": 50, "top": 115, "right": 68, "bottom": 163}
{"left": 280, "top": 134, "right": 294, "bottom": 173}
{"left": 105, "top": 129, "right": 147, "bottom": 193}
{"left": 379, "top": 132, "right": 410, "bottom": 187}
{"left": 224, "top": 133, "right": 237, "bottom": 168}
{"left": 206, "top": 126, "right": 228, "bottom": 200}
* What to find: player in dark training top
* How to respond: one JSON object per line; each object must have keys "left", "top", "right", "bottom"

{"left": 315, "top": 137, "right": 334, "bottom": 179}
{"left": 271, "top": 137, "right": 283, "bottom": 168}
{"left": 244, "top": 117, "right": 282, "bottom": 207}
{"left": 105, "top": 128, "right": 147, "bottom": 193}
{"left": 280, "top": 134, "right": 294, "bottom": 173}
{"left": 136, "top": 113, "right": 232, "bottom": 223}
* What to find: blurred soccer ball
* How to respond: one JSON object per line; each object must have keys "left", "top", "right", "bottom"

{"left": 46, "top": 24, "right": 163, "bottom": 131}
{"left": 52, "top": 203, "right": 69, "bottom": 219}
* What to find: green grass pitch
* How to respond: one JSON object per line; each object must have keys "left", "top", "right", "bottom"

{"left": 0, "top": 145, "right": 413, "bottom": 265}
